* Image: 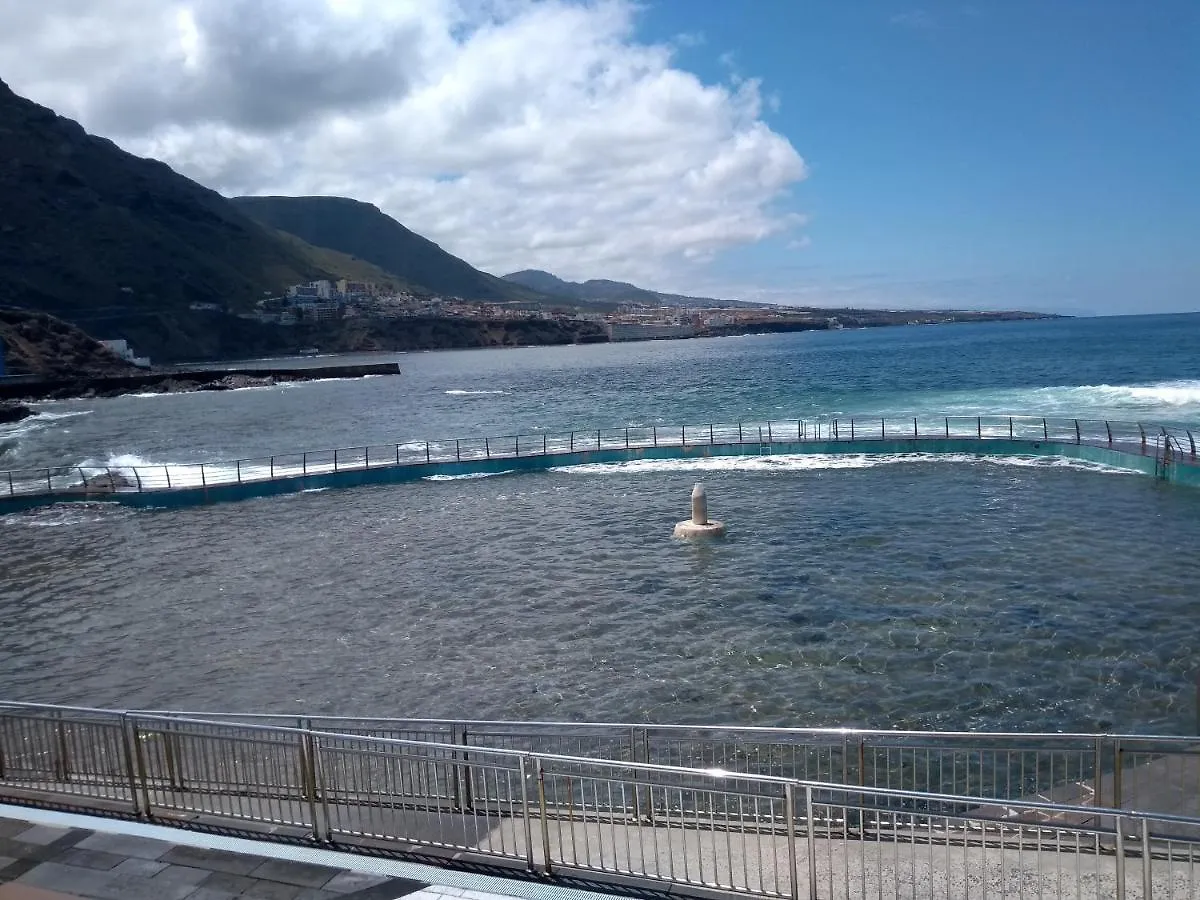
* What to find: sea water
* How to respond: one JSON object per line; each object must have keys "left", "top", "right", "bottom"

{"left": 1, "top": 313, "right": 1198, "bottom": 733}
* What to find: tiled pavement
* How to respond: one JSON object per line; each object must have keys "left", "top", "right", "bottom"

{"left": 0, "top": 817, "right": 425, "bottom": 900}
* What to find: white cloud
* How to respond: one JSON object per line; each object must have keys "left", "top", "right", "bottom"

{"left": 0, "top": 0, "right": 808, "bottom": 287}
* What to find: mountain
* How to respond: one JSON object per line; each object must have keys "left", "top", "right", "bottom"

{"left": 502, "top": 269, "right": 764, "bottom": 309}
{"left": 231, "top": 196, "right": 552, "bottom": 305}
{"left": 0, "top": 78, "right": 402, "bottom": 360}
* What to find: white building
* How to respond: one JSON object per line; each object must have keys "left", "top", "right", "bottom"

{"left": 99, "top": 339, "right": 151, "bottom": 368}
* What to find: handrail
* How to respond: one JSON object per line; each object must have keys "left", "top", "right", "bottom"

{"left": 2, "top": 699, "right": 1197, "bottom": 744}
{"left": 2, "top": 703, "right": 1199, "bottom": 898}
{"left": 56, "top": 711, "right": 1200, "bottom": 824}
{"left": 2, "top": 414, "right": 1196, "bottom": 501}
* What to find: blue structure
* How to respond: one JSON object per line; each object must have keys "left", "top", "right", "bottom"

{"left": 1, "top": 415, "right": 1198, "bottom": 514}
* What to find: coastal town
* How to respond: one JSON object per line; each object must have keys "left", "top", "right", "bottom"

{"left": 225, "top": 278, "right": 1009, "bottom": 342}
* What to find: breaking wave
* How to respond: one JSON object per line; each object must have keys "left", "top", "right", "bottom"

{"left": 551, "top": 453, "right": 1142, "bottom": 477}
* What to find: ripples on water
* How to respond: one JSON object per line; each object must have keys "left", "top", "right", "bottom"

{"left": 3, "top": 458, "right": 1199, "bottom": 734}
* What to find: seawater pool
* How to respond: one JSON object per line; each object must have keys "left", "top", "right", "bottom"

{"left": 2, "top": 452, "right": 1198, "bottom": 735}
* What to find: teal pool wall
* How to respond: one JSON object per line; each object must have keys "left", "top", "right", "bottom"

{"left": 3, "top": 436, "right": 1196, "bottom": 515}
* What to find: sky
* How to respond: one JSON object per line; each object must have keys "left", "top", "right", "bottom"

{"left": 0, "top": 1, "right": 1195, "bottom": 315}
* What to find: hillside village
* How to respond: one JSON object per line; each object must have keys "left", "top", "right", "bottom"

{"left": 249, "top": 278, "right": 850, "bottom": 342}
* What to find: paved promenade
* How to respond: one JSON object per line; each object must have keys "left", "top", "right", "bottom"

{"left": 0, "top": 815, "right": 423, "bottom": 899}
{"left": 0, "top": 808, "right": 653, "bottom": 900}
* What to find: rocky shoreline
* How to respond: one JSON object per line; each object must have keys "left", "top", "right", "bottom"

{"left": 0, "top": 402, "right": 34, "bottom": 424}
{"left": 0, "top": 362, "right": 401, "bottom": 402}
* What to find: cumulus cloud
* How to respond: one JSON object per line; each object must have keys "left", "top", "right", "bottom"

{"left": 0, "top": 0, "right": 808, "bottom": 286}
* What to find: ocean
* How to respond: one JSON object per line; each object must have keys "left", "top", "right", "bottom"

{"left": 1, "top": 312, "right": 1199, "bottom": 734}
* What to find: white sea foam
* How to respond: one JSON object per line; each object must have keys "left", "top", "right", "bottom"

{"left": 423, "top": 470, "right": 514, "bottom": 481}
{"left": 28, "top": 410, "right": 94, "bottom": 421}
{"left": 551, "top": 453, "right": 1141, "bottom": 477}
{"left": 445, "top": 389, "right": 508, "bottom": 396}
{"left": 926, "top": 380, "right": 1200, "bottom": 420}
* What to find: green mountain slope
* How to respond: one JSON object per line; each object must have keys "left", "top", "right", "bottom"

{"left": 0, "top": 78, "right": 412, "bottom": 359}
{"left": 502, "top": 269, "right": 763, "bottom": 309}
{"left": 231, "top": 196, "right": 553, "bottom": 304}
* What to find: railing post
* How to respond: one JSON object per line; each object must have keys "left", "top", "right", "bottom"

{"left": 1115, "top": 819, "right": 1127, "bottom": 900}
{"left": 425, "top": 442, "right": 430, "bottom": 463}
{"left": 301, "top": 727, "right": 321, "bottom": 842}
{"left": 461, "top": 728, "right": 474, "bottom": 811}
{"left": 850, "top": 418, "right": 855, "bottom": 441}
{"left": 50, "top": 713, "right": 70, "bottom": 782}
{"left": 1009, "top": 417, "right": 1013, "bottom": 440}
{"left": 303, "top": 452, "right": 308, "bottom": 475}
{"left": 625, "top": 427, "right": 629, "bottom": 449}
{"left": 738, "top": 422, "right": 743, "bottom": 443}
{"left": 1188, "top": 430, "right": 1196, "bottom": 459}
{"left": 46, "top": 469, "right": 52, "bottom": 494}
{"left": 833, "top": 419, "right": 838, "bottom": 440}
{"left": 977, "top": 416, "right": 981, "bottom": 439}
{"left": 1043, "top": 418, "right": 1048, "bottom": 441}
{"left": 653, "top": 426, "right": 658, "bottom": 447}
{"left": 7, "top": 470, "right": 13, "bottom": 497}
{"left": 570, "top": 432, "right": 574, "bottom": 453}
{"left": 785, "top": 783, "right": 799, "bottom": 900}
{"left": 455, "top": 440, "right": 461, "bottom": 461}
{"left": 164, "top": 466, "right": 172, "bottom": 489}
{"left": 944, "top": 417, "right": 949, "bottom": 439}
{"left": 804, "top": 785, "right": 818, "bottom": 900}
{"left": 681, "top": 425, "right": 686, "bottom": 446}
{"left": 597, "top": 430, "right": 601, "bottom": 451}
{"left": 543, "top": 434, "right": 547, "bottom": 455}
{"left": 515, "top": 435, "right": 519, "bottom": 456}
{"left": 333, "top": 449, "right": 339, "bottom": 472}
{"left": 236, "top": 460, "right": 241, "bottom": 484}
{"left": 163, "top": 721, "right": 181, "bottom": 790}
{"left": 767, "top": 421, "right": 773, "bottom": 442}
{"left": 536, "top": 759, "right": 553, "bottom": 874}
{"left": 709, "top": 423, "right": 714, "bottom": 445}
{"left": 1093, "top": 735, "right": 1104, "bottom": 807}
{"left": 519, "top": 756, "right": 536, "bottom": 871}
{"left": 119, "top": 713, "right": 142, "bottom": 816}
{"left": 881, "top": 418, "right": 886, "bottom": 440}
{"left": 131, "top": 467, "right": 142, "bottom": 492}
{"left": 131, "top": 719, "right": 152, "bottom": 816}
{"left": 1138, "top": 424, "right": 1146, "bottom": 452}
{"left": 1140, "top": 816, "right": 1152, "bottom": 900}
{"left": 1114, "top": 739, "right": 1123, "bottom": 808}
{"left": 914, "top": 417, "right": 918, "bottom": 439}
{"left": 199, "top": 465, "right": 205, "bottom": 489}
{"left": 485, "top": 438, "right": 490, "bottom": 459}
{"left": 1106, "top": 421, "right": 1113, "bottom": 445}
{"left": 1074, "top": 419, "right": 1081, "bottom": 444}
{"left": 270, "top": 456, "right": 275, "bottom": 479}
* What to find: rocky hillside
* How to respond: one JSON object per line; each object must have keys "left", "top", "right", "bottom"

{"left": 0, "top": 308, "right": 137, "bottom": 377}
{"left": 502, "top": 269, "right": 762, "bottom": 309}
{"left": 231, "top": 196, "right": 556, "bottom": 305}
{"left": 0, "top": 79, "right": 410, "bottom": 360}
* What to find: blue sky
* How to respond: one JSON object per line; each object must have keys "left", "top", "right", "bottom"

{"left": 638, "top": 1, "right": 1198, "bottom": 315}
{"left": 4, "top": 1, "right": 1194, "bottom": 315}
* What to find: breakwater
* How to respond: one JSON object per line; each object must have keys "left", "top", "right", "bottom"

{"left": 2, "top": 414, "right": 1197, "bottom": 513}
{"left": 0, "top": 362, "right": 401, "bottom": 401}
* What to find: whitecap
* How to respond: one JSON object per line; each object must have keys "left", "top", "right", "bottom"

{"left": 550, "top": 453, "right": 1142, "bottom": 477}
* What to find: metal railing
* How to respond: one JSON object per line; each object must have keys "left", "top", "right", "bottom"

{"left": 2, "top": 415, "right": 1197, "bottom": 500}
{"left": 135, "top": 714, "right": 1200, "bottom": 819}
{"left": 2, "top": 703, "right": 1199, "bottom": 898}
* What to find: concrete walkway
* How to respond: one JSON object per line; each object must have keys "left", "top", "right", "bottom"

{"left": 0, "top": 806, "right": 663, "bottom": 900}
{"left": 0, "top": 815, "right": 423, "bottom": 899}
